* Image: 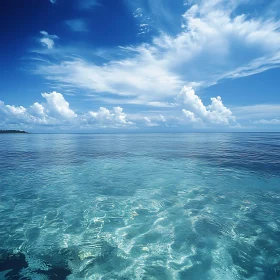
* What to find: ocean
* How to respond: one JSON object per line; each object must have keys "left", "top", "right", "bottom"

{"left": 0, "top": 133, "right": 279, "bottom": 279}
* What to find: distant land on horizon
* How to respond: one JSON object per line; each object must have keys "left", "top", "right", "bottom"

{"left": 0, "top": 130, "right": 29, "bottom": 134}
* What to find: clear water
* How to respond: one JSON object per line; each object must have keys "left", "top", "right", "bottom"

{"left": 0, "top": 133, "right": 280, "bottom": 280}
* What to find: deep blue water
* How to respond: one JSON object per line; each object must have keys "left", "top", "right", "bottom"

{"left": 0, "top": 133, "right": 280, "bottom": 279}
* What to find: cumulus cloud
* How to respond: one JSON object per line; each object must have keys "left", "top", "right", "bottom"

{"left": 29, "top": 102, "right": 45, "bottom": 117}
{"left": 41, "top": 92, "right": 77, "bottom": 119}
{"left": 179, "top": 86, "right": 235, "bottom": 125}
{"left": 0, "top": 88, "right": 241, "bottom": 129}
{"left": 182, "top": 110, "right": 201, "bottom": 123}
{"left": 86, "top": 106, "right": 133, "bottom": 127}
{"left": 0, "top": 92, "right": 77, "bottom": 126}
{"left": 0, "top": 92, "right": 135, "bottom": 129}
{"left": 5, "top": 105, "right": 26, "bottom": 115}
{"left": 1, "top": 103, "right": 46, "bottom": 125}
{"left": 40, "top": 31, "right": 58, "bottom": 49}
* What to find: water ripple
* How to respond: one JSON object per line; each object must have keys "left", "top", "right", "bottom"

{"left": 0, "top": 133, "right": 280, "bottom": 279}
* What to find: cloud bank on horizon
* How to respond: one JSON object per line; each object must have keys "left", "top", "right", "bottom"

{"left": 0, "top": 88, "right": 236, "bottom": 130}
{"left": 1, "top": 0, "right": 280, "bottom": 131}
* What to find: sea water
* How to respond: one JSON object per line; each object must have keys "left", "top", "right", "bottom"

{"left": 0, "top": 133, "right": 279, "bottom": 279}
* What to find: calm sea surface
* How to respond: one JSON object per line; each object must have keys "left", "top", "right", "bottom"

{"left": 0, "top": 133, "right": 280, "bottom": 279}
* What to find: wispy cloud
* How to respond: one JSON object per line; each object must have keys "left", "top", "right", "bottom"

{"left": 33, "top": 0, "right": 280, "bottom": 107}
{"left": 233, "top": 104, "right": 280, "bottom": 120}
{"left": 133, "top": 8, "right": 152, "bottom": 36}
{"left": 254, "top": 119, "right": 280, "bottom": 124}
{"left": 35, "top": 55, "right": 183, "bottom": 104}
{"left": 78, "top": 0, "right": 100, "bottom": 10}
{"left": 144, "top": 117, "right": 159, "bottom": 127}
{"left": 65, "top": 19, "right": 88, "bottom": 32}
{"left": 39, "top": 31, "right": 58, "bottom": 49}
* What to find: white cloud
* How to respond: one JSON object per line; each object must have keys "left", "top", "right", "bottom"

{"left": 133, "top": 8, "right": 143, "bottom": 18}
{"left": 0, "top": 92, "right": 76, "bottom": 126}
{"left": 39, "top": 31, "right": 58, "bottom": 49}
{"left": 182, "top": 109, "right": 201, "bottom": 123}
{"left": 21, "top": 1, "right": 280, "bottom": 131}
{"left": 40, "top": 38, "right": 55, "bottom": 49}
{"left": 0, "top": 87, "right": 236, "bottom": 129}
{"left": 150, "top": 1, "right": 280, "bottom": 86}
{"left": 36, "top": 56, "right": 183, "bottom": 104}
{"left": 0, "top": 91, "right": 77, "bottom": 125}
{"left": 41, "top": 91, "right": 77, "bottom": 119}
{"left": 29, "top": 102, "right": 45, "bottom": 117}
{"left": 0, "top": 92, "right": 135, "bottom": 129}
{"left": 5, "top": 105, "right": 27, "bottom": 115}
{"left": 159, "top": 114, "right": 166, "bottom": 122}
{"left": 144, "top": 117, "right": 158, "bottom": 127}
{"left": 35, "top": 0, "right": 280, "bottom": 105}
{"left": 65, "top": 19, "right": 88, "bottom": 32}
{"left": 87, "top": 106, "right": 133, "bottom": 127}
{"left": 179, "top": 86, "right": 235, "bottom": 125}
{"left": 126, "top": 112, "right": 171, "bottom": 125}
{"left": 40, "top": 31, "right": 49, "bottom": 36}
{"left": 0, "top": 102, "right": 46, "bottom": 125}
{"left": 0, "top": 88, "right": 245, "bottom": 129}
{"left": 146, "top": 101, "right": 176, "bottom": 108}
{"left": 232, "top": 104, "right": 280, "bottom": 120}
{"left": 254, "top": 119, "right": 280, "bottom": 124}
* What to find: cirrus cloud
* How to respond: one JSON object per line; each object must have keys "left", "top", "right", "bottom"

{"left": 34, "top": 0, "right": 280, "bottom": 106}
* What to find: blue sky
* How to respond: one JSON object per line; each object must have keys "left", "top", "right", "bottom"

{"left": 1, "top": 0, "right": 280, "bottom": 132}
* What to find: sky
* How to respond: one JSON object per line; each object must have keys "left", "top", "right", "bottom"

{"left": 1, "top": 0, "right": 280, "bottom": 132}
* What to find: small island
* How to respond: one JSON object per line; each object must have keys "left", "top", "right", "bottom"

{"left": 0, "top": 130, "right": 29, "bottom": 134}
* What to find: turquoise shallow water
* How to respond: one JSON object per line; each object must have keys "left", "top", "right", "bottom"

{"left": 0, "top": 133, "right": 280, "bottom": 279}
